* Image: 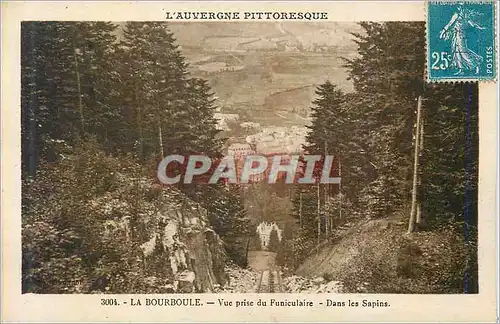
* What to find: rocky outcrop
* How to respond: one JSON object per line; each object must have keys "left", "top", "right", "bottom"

{"left": 92, "top": 180, "right": 229, "bottom": 293}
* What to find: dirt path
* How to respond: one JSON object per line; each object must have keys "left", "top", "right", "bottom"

{"left": 247, "top": 250, "right": 277, "bottom": 271}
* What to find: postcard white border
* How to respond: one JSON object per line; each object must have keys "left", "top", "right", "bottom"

{"left": 1, "top": 1, "right": 498, "bottom": 322}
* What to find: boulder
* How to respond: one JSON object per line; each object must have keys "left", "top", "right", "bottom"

{"left": 176, "top": 270, "right": 196, "bottom": 293}
{"left": 312, "top": 276, "right": 326, "bottom": 284}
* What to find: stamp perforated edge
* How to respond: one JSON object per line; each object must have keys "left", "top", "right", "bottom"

{"left": 425, "top": 0, "right": 498, "bottom": 83}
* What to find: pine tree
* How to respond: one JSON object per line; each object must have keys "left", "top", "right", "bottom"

{"left": 184, "top": 78, "right": 224, "bottom": 157}
{"left": 73, "top": 22, "right": 123, "bottom": 152}
{"left": 268, "top": 228, "right": 280, "bottom": 253}
{"left": 421, "top": 83, "right": 478, "bottom": 226}
{"left": 116, "top": 22, "right": 223, "bottom": 161}
{"left": 290, "top": 187, "right": 318, "bottom": 235}
{"left": 342, "top": 21, "right": 477, "bottom": 234}
{"left": 21, "top": 22, "right": 77, "bottom": 174}
{"left": 292, "top": 81, "right": 349, "bottom": 240}
{"left": 117, "top": 22, "right": 188, "bottom": 159}
{"left": 188, "top": 185, "right": 251, "bottom": 266}
{"left": 21, "top": 22, "right": 119, "bottom": 178}
{"left": 303, "top": 81, "right": 346, "bottom": 156}
{"left": 343, "top": 22, "right": 426, "bottom": 218}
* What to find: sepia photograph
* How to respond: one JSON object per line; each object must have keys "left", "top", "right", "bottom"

{"left": 20, "top": 19, "right": 480, "bottom": 296}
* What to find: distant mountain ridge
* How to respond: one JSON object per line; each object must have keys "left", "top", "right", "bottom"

{"left": 115, "top": 22, "right": 361, "bottom": 126}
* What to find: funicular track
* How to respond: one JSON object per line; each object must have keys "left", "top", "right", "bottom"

{"left": 256, "top": 269, "right": 282, "bottom": 293}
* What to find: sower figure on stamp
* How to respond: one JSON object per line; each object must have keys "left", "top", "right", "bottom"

{"left": 439, "top": 2, "right": 486, "bottom": 75}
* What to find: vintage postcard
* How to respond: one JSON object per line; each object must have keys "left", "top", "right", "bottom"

{"left": 1, "top": 1, "right": 498, "bottom": 323}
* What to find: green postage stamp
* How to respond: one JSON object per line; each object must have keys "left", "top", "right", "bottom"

{"left": 427, "top": 0, "right": 496, "bottom": 81}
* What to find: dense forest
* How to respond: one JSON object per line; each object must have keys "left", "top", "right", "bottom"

{"left": 283, "top": 22, "right": 478, "bottom": 293}
{"left": 21, "top": 21, "right": 478, "bottom": 294}
{"left": 21, "top": 22, "right": 250, "bottom": 293}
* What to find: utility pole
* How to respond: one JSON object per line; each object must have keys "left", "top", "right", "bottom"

{"left": 408, "top": 95, "right": 423, "bottom": 234}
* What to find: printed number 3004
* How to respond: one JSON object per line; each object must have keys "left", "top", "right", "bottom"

{"left": 101, "top": 298, "right": 119, "bottom": 306}
{"left": 431, "top": 51, "right": 451, "bottom": 70}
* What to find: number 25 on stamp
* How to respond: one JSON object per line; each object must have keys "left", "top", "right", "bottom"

{"left": 427, "top": 0, "right": 496, "bottom": 81}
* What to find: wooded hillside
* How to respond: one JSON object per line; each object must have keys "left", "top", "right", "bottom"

{"left": 21, "top": 22, "right": 250, "bottom": 293}
{"left": 285, "top": 22, "right": 478, "bottom": 293}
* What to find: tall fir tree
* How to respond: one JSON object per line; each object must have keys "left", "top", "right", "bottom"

{"left": 117, "top": 22, "right": 189, "bottom": 159}
{"left": 343, "top": 22, "right": 426, "bottom": 218}
{"left": 21, "top": 22, "right": 119, "bottom": 178}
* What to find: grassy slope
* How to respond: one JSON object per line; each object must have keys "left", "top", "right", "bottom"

{"left": 296, "top": 215, "right": 474, "bottom": 294}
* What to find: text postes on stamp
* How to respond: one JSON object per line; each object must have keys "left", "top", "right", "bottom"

{"left": 427, "top": 0, "right": 496, "bottom": 82}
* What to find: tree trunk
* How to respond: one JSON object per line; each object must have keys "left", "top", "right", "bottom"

{"left": 134, "top": 84, "right": 144, "bottom": 159}
{"left": 324, "top": 139, "right": 329, "bottom": 238}
{"left": 27, "top": 103, "right": 37, "bottom": 179}
{"left": 158, "top": 121, "right": 164, "bottom": 158}
{"left": 338, "top": 158, "right": 342, "bottom": 224}
{"left": 416, "top": 109, "right": 424, "bottom": 228}
{"left": 72, "top": 38, "right": 84, "bottom": 132}
{"left": 317, "top": 181, "right": 320, "bottom": 252}
{"left": 245, "top": 237, "right": 251, "bottom": 267}
{"left": 156, "top": 102, "right": 164, "bottom": 158}
{"left": 408, "top": 95, "right": 422, "bottom": 234}
{"left": 299, "top": 191, "right": 302, "bottom": 229}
